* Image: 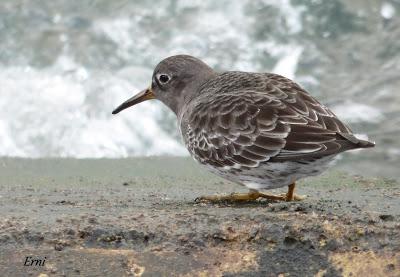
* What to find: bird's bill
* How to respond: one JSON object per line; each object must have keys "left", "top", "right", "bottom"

{"left": 112, "top": 87, "right": 155, "bottom": 114}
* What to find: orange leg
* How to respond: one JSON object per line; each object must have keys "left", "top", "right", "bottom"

{"left": 195, "top": 183, "right": 306, "bottom": 203}
{"left": 286, "top": 183, "right": 296, "bottom": 201}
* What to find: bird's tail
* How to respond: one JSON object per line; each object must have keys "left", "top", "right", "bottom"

{"left": 337, "top": 132, "right": 375, "bottom": 148}
{"left": 357, "top": 139, "right": 375, "bottom": 148}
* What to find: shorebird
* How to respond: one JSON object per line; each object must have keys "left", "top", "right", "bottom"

{"left": 112, "top": 55, "right": 374, "bottom": 202}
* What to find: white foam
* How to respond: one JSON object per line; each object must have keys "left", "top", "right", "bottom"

{"left": 381, "top": 2, "right": 395, "bottom": 19}
{"left": 0, "top": 0, "right": 310, "bottom": 158}
{"left": 95, "top": 18, "right": 133, "bottom": 56}
{"left": 273, "top": 46, "right": 303, "bottom": 79}
{"left": 331, "top": 102, "right": 384, "bottom": 123}
{"left": 264, "top": 0, "right": 304, "bottom": 34}
{"left": 0, "top": 64, "right": 186, "bottom": 158}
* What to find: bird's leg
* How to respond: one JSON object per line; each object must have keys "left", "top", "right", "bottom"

{"left": 240, "top": 183, "right": 306, "bottom": 202}
{"left": 195, "top": 183, "right": 306, "bottom": 203}
{"left": 286, "top": 183, "right": 295, "bottom": 201}
{"left": 195, "top": 190, "right": 263, "bottom": 203}
{"left": 280, "top": 182, "right": 307, "bottom": 201}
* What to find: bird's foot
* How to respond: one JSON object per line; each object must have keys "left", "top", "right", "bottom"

{"left": 195, "top": 183, "right": 307, "bottom": 203}
{"left": 195, "top": 191, "right": 261, "bottom": 203}
{"left": 277, "top": 192, "right": 307, "bottom": 202}
{"left": 195, "top": 190, "right": 305, "bottom": 203}
{"left": 284, "top": 182, "right": 307, "bottom": 202}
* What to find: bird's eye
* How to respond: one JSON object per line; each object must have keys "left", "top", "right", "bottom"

{"left": 158, "top": 74, "right": 170, "bottom": 84}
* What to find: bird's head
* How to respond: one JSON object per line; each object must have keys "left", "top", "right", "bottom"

{"left": 112, "top": 55, "right": 215, "bottom": 116}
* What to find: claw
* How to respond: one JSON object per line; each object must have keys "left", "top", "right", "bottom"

{"left": 195, "top": 182, "right": 306, "bottom": 204}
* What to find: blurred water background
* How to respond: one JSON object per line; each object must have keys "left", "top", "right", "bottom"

{"left": 0, "top": 0, "right": 399, "bottom": 179}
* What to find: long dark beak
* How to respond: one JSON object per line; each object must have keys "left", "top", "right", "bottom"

{"left": 112, "top": 87, "right": 155, "bottom": 115}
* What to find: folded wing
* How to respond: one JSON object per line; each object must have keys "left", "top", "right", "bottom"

{"left": 182, "top": 72, "right": 374, "bottom": 169}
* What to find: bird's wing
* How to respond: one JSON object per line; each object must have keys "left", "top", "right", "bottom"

{"left": 182, "top": 72, "right": 369, "bottom": 169}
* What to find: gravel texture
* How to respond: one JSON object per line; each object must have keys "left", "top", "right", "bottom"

{"left": 0, "top": 157, "right": 399, "bottom": 276}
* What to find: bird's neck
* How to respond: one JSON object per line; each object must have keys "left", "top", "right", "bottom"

{"left": 174, "top": 69, "right": 217, "bottom": 117}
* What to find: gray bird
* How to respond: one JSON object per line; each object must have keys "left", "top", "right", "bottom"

{"left": 112, "top": 55, "right": 374, "bottom": 202}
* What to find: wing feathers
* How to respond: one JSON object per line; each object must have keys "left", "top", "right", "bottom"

{"left": 183, "top": 72, "right": 372, "bottom": 168}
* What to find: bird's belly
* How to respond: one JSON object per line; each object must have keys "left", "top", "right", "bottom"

{"left": 203, "top": 155, "right": 336, "bottom": 190}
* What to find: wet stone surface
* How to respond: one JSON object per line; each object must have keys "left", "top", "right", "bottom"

{"left": 0, "top": 157, "right": 399, "bottom": 276}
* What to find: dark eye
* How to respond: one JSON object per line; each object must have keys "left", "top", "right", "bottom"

{"left": 158, "top": 74, "right": 170, "bottom": 84}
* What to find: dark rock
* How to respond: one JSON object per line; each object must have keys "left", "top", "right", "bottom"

{"left": 379, "top": 214, "right": 394, "bottom": 221}
{"left": 54, "top": 243, "right": 64, "bottom": 251}
{"left": 386, "top": 263, "right": 395, "bottom": 271}
{"left": 283, "top": 236, "right": 297, "bottom": 246}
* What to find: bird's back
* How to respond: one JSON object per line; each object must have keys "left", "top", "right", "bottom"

{"left": 180, "top": 71, "right": 374, "bottom": 170}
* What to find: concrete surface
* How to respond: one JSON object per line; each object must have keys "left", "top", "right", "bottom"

{"left": 0, "top": 157, "right": 399, "bottom": 276}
